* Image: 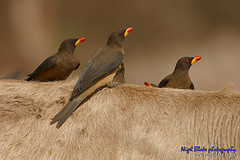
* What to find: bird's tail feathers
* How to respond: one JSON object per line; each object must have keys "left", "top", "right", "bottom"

{"left": 56, "top": 99, "right": 82, "bottom": 129}
{"left": 50, "top": 100, "right": 76, "bottom": 125}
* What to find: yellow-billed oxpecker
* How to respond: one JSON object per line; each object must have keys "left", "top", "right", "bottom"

{"left": 50, "top": 27, "right": 133, "bottom": 128}
{"left": 144, "top": 56, "right": 202, "bottom": 89}
{"left": 26, "top": 38, "right": 86, "bottom": 81}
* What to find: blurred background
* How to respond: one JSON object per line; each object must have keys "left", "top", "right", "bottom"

{"left": 1, "top": 0, "right": 240, "bottom": 90}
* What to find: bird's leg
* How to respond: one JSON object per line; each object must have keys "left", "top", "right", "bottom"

{"left": 107, "top": 81, "right": 122, "bottom": 88}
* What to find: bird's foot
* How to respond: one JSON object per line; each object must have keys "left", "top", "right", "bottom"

{"left": 107, "top": 82, "right": 122, "bottom": 88}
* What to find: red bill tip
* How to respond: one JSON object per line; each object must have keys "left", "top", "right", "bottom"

{"left": 79, "top": 37, "right": 86, "bottom": 43}
{"left": 126, "top": 27, "right": 133, "bottom": 33}
{"left": 195, "top": 56, "right": 202, "bottom": 61}
{"left": 144, "top": 81, "right": 151, "bottom": 87}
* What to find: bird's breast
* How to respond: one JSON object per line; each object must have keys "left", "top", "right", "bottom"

{"left": 166, "top": 74, "right": 192, "bottom": 89}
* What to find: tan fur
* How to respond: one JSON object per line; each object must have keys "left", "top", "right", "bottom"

{"left": 0, "top": 79, "right": 239, "bottom": 160}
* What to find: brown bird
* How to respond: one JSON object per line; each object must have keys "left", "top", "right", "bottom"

{"left": 144, "top": 56, "right": 202, "bottom": 90}
{"left": 26, "top": 38, "right": 86, "bottom": 81}
{"left": 50, "top": 27, "right": 133, "bottom": 128}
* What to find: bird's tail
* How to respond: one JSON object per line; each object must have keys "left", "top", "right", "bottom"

{"left": 50, "top": 100, "right": 75, "bottom": 125}
{"left": 50, "top": 72, "right": 117, "bottom": 129}
{"left": 50, "top": 88, "right": 94, "bottom": 129}
{"left": 50, "top": 98, "right": 82, "bottom": 129}
{"left": 56, "top": 99, "right": 82, "bottom": 129}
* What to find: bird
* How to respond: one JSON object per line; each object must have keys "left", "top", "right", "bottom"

{"left": 26, "top": 38, "right": 86, "bottom": 81}
{"left": 50, "top": 27, "right": 133, "bottom": 128}
{"left": 144, "top": 56, "right": 202, "bottom": 89}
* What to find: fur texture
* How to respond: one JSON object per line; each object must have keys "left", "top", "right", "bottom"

{"left": 0, "top": 79, "right": 239, "bottom": 159}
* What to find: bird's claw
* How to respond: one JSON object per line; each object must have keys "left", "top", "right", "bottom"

{"left": 107, "top": 82, "right": 122, "bottom": 88}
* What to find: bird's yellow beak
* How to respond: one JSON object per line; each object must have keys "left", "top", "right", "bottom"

{"left": 191, "top": 56, "right": 202, "bottom": 64}
{"left": 75, "top": 37, "right": 86, "bottom": 46}
{"left": 144, "top": 81, "right": 152, "bottom": 87}
{"left": 124, "top": 27, "right": 133, "bottom": 37}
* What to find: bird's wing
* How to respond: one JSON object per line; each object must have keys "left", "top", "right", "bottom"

{"left": 158, "top": 75, "right": 171, "bottom": 88}
{"left": 190, "top": 82, "right": 194, "bottom": 90}
{"left": 70, "top": 50, "right": 123, "bottom": 100}
{"left": 27, "top": 56, "right": 57, "bottom": 79}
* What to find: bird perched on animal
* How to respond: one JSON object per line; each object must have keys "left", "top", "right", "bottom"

{"left": 26, "top": 38, "right": 86, "bottom": 81}
{"left": 50, "top": 27, "right": 133, "bottom": 128}
{"left": 144, "top": 56, "right": 202, "bottom": 90}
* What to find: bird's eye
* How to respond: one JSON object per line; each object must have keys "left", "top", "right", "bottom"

{"left": 186, "top": 59, "right": 190, "bottom": 63}
{"left": 119, "top": 33, "right": 123, "bottom": 36}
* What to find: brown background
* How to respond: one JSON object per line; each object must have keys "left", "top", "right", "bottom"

{"left": 1, "top": 0, "right": 240, "bottom": 90}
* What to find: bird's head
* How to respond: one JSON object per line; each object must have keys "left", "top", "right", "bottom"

{"left": 58, "top": 38, "right": 86, "bottom": 53}
{"left": 107, "top": 27, "right": 133, "bottom": 47}
{"left": 174, "top": 56, "right": 202, "bottom": 72}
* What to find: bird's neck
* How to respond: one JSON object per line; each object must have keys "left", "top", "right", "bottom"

{"left": 58, "top": 47, "right": 75, "bottom": 55}
{"left": 106, "top": 42, "right": 123, "bottom": 50}
{"left": 173, "top": 68, "right": 189, "bottom": 74}
{"left": 107, "top": 38, "right": 124, "bottom": 47}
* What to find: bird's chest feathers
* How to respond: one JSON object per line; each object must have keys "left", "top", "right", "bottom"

{"left": 57, "top": 54, "right": 78, "bottom": 71}
{"left": 168, "top": 73, "right": 191, "bottom": 89}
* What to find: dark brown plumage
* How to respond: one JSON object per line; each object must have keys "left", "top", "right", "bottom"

{"left": 50, "top": 27, "right": 133, "bottom": 128}
{"left": 144, "top": 56, "right": 202, "bottom": 90}
{"left": 26, "top": 38, "right": 86, "bottom": 81}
